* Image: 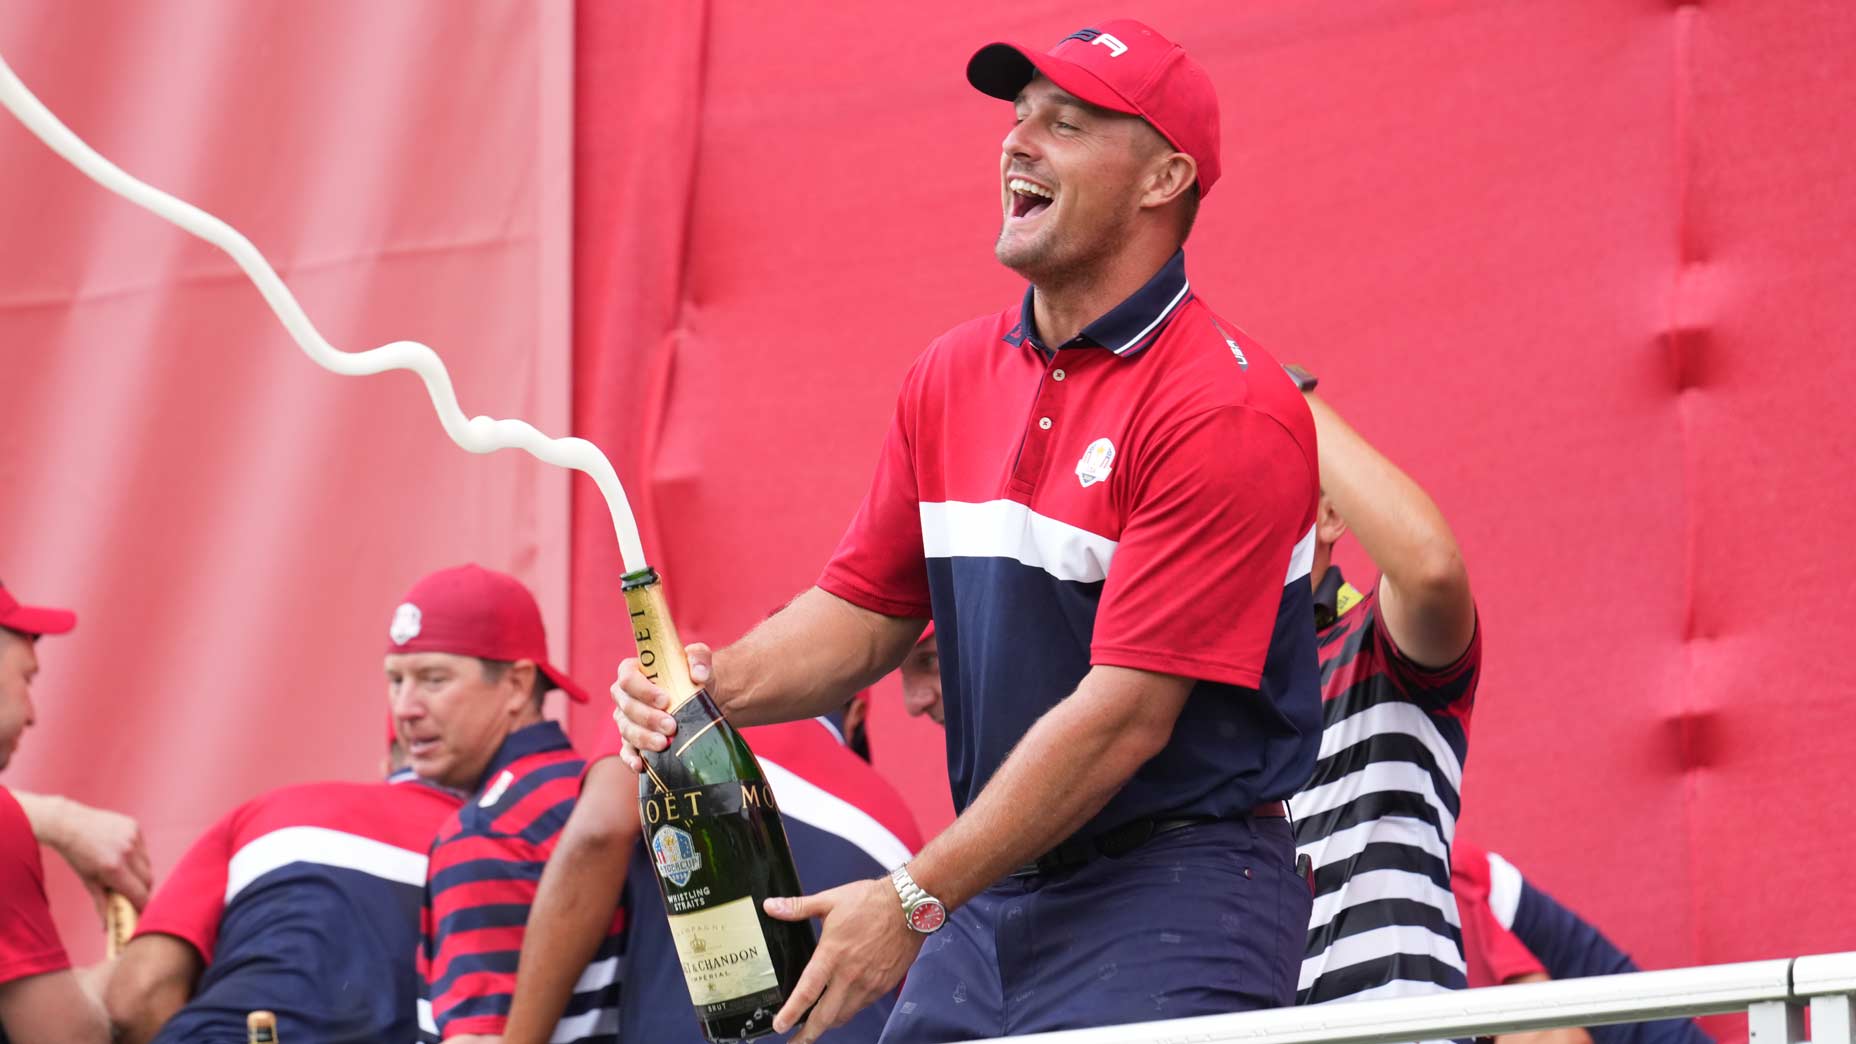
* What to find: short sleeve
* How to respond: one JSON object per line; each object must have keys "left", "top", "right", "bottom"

{"left": 0, "top": 788, "right": 70, "bottom": 986}
{"left": 818, "top": 375, "right": 932, "bottom": 618}
{"left": 1370, "top": 591, "right": 1482, "bottom": 718}
{"left": 1092, "top": 406, "right": 1315, "bottom": 687}
{"left": 1454, "top": 843, "right": 1546, "bottom": 988}
{"left": 135, "top": 807, "right": 238, "bottom": 963}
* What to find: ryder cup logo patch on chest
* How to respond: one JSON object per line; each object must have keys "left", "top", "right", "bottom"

{"left": 653, "top": 825, "right": 704, "bottom": 887}
{"left": 1076, "top": 437, "right": 1116, "bottom": 488}
{"left": 390, "top": 602, "right": 422, "bottom": 645}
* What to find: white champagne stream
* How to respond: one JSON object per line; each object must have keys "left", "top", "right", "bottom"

{"left": 0, "top": 50, "right": 647, "bottom": 573}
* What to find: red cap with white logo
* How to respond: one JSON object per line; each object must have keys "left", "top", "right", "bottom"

{"left": 384, "top": 564, "right": 588, "bottom": 702}
{"left": 967, "top": 19, "right": 1223, "bottom": 196}
{"left": 0, "top": 580, "right": 77, "bottom": 638}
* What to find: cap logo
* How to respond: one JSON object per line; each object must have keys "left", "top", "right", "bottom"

{"left": 390, "top": 602, "right": 423, "bottom": 646}
{"left": 1060, "top": 28, "right": 1127, "bottom": 57}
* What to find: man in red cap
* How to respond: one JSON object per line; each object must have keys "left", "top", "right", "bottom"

{"left": 0, "top": 580, "right": 111, "bottom": 1042}
{"left": 613, "top": 19, "right": 1319, "bottom": 1044}
{"left": 388, "top": 564, "right": 621, "bottom": 1044}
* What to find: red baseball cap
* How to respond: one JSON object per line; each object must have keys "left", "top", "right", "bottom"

{"left": 967, "top": 19, "right": 1223, "bottom": 196}
{"left": 383, "top": 564, "right": 588, "bottom": 703}
{"left": 0, "top": 580, "right": 77, "bottom": 638}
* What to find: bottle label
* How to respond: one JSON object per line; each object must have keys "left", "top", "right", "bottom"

{"left": 651, "top": 825, "right": 704, "bottom": 888}
{"left": 665, "top": 895, "right": 781, "bottom": 1016}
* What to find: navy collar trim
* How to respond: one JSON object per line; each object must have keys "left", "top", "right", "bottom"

{"left": 476, "top": 719, "right": 573, "bottom": 791}
{"left": 1313, "top": 565, "right": 1346, "bottom": 631}
{"left": 1005, "top": 250, "right": 1193, "bottom": 360}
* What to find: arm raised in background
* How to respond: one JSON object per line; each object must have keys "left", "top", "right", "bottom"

{"left": 13, "top": 790, "right": 153, "bottom": 913}
{"left": 610, "top": 586, "right": 923, "bottom": 772}
{"left": 104, "top": 934, "right": 201, "bottom": 1044}
{"left": 502, "top": 757, "right": 639, "bottom": 1044}
{"left": 1306, "top": 392, "right": 1476, "bottom": 667}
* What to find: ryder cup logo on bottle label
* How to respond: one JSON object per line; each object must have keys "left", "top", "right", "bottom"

{"left": 653, "top": 825, "right": 704, "bottom": 887}
{"left": 1076, "top": 437, "right": 1116, "bottom": 488}
{"left": 389, "top": 602, "right": 422, "bottom": 645}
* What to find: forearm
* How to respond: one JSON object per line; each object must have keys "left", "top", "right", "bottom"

{"left": 714, "top": 587, "right": 921, "bottom": 726}
{"left": 909, "top": 666, "right": 1188, "bottom": 907}
{"left": 110, "top": 983, "right": 185, "bottom": 1044}
{"left": 505, "top": 761, "right": 636, "bottom": 1044}
{"left": 12, "top": 790, "right": 72, "bottom": 848}
{"left": 105, "top": 937, "right": 201, "bottom": 1044}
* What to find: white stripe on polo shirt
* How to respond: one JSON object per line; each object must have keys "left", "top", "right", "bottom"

{"left": 761, "top": 757, "right": 913, "bottom": 871}
{"left": 1487, "top": 850, "right": 1525, "bottom": 929}
{"left": 225, "top": 826, "right": 427, "bottom": 904}
{"left": 1286, "top": 524, "right": 1317, "bottom": 583}
{"left": 919, "top": 499, "right": 1116, "bottom": 584}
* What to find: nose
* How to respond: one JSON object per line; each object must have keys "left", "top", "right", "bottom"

{"left": 1001, "top": 119, "right": 1041, "bottom": 162}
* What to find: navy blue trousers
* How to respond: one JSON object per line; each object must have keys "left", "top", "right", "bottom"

{"left": 879, "top": 816, "right": 1308, "bottom": 1044}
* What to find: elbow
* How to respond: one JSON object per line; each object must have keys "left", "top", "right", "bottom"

{"left": 1408, "top": 543, "right": 1471, "bottom": 607}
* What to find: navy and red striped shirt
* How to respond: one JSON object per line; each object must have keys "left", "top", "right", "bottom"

{"left": 418, "top": 721, "right": 622, "bottom": 1042}
{"left": 132, "top": 772, "right": 461, "bottom": 1043}
{"left": 1293, "top": 568, "right": 1481, "bottom": 1010}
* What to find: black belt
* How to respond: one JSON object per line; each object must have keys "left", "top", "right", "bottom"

{"left": 1012, "top": 802, "right": 1289, "bottom": 878}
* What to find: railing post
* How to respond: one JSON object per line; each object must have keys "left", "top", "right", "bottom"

{"left": 1811, "top": 995, "right": 1855, "bottom": 1044}
{"left": 1748, "top": 1000, "right": 1806, "bottom": 1044}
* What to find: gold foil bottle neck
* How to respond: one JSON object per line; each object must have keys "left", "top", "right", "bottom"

{"left": 622, "top": 569, "right": 701, "bottom": 715}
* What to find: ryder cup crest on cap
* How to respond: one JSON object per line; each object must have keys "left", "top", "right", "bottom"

{"left": 967, "top": 18, "right": 1223, "bottom": 195}
{"left": 385, "top": 563, "right": 590, "bottom": 703}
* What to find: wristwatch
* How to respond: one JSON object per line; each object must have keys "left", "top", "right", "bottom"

{"left": 890, "top": 865, "right": 947, "bottom": 934}
{"left": 1283, "top": 363, "right": 1319, "bottom": 393}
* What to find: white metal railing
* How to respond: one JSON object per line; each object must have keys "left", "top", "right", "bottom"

{"left": 963, "top": 951, "right": 1856, "bottom": 1044}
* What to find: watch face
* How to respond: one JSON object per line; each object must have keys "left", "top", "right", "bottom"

{"left": 908, "top": 900, "right": 947, "bottom": 934}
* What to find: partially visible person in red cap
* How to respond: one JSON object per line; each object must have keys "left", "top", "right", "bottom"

{"left": 897, "top": 623, "right": 943, "bottom": 725}
{"left": 611, "top": 18, "right": 1319, "bottom": 1044}
{"left": 0, "top": 579, "right": 112, "bottom": 1042}
{"left": 388, "top": 565, "right": 621, "bottom": 1044}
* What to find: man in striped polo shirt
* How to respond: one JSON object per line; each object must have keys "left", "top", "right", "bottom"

{"left": 104, "top": 760, "right": 462, "bottom": 1043}
{"left": 386, "top": 565, "right": 622, "bottom": 1044}
{"left": 1288, "top": 378, "right": 1481, "bottom": 1009}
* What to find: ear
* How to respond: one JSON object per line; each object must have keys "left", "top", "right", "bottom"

{"left": 504, "top": 660, "right": 540, "bottom": 715}
{"left": 1139, "top": 150, "right": 1197, "bottom": 211}
{"left": 1315, "top": 495, "right": 1348, "bottom": 545}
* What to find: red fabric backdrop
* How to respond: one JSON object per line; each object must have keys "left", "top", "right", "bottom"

{"left": 4, "top": 2, "right": 1853, "bottom": 1035}
{"left": 568, "top": 6, "right": 1856, "bottom": 1040}
{"left": 0, "top": 1, "right": 572, "bottom": 962}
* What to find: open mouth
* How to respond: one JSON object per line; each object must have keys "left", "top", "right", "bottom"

{"left": 1008, "top": 177, "right": 1055, "bottom": 220}
{"left": 408, "top": 737, "right": 440, "bottom": 758}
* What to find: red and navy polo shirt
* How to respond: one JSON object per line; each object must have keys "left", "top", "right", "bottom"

{"left": 820, "top": 249, "right": 1323, "bottom": 842}
{"left": 419, "top": 720, "right": 621, "bottom": 1043}
{"left": 132, "top": 772, "right": 461, "bottom": 1043}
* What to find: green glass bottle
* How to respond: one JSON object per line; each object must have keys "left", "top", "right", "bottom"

{"left": 622, "top": 567, "right": 817, "bottom": 1042}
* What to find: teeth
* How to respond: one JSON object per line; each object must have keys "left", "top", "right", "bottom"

{"left": 1009, "top": 178, "right": 1054, "bottom": 200}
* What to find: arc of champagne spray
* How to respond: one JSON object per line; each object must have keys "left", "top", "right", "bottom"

{"left": 0, "top": 51, "right": 646, "bottom": 574}
{"left": 0, "top": 49, "right": 671, "bottom": 787}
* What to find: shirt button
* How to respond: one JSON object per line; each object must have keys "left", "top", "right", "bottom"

{"left": 1038, "top": 417, "right": 1052, "bottom": 430}
{"left": 1052, "top": 369, "right": 1066, "bottom": 381}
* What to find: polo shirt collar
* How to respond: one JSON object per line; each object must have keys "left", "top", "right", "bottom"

{"left": 1313, "top": 565, "right": 1347, "bottom": 631}
{"left": 474, "top": 719, "right": 572, "bottom": 791}
{"left": 1008, "top": 249, "right": 1193, "bottom": 360}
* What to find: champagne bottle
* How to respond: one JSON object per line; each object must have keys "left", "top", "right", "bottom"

{"left": 246, "top": 1011, "right": 278, "bottom": 1043}
{"left": 623, "top": 567, "right": 817, "bottom": 1042}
